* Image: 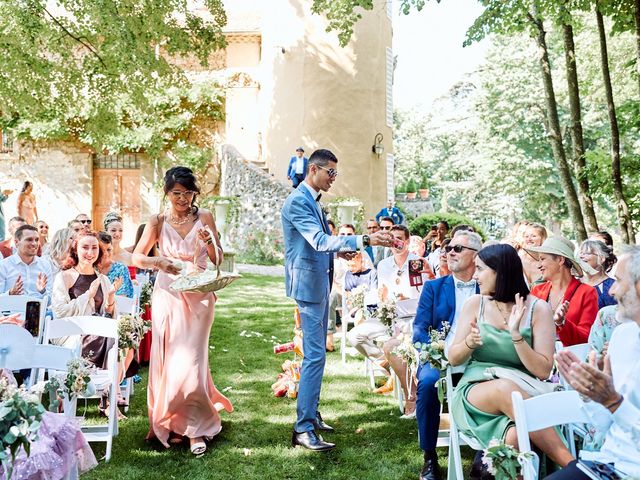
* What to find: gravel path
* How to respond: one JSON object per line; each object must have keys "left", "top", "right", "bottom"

{"left": 236, "top": 263, "right": 285, "bottom": 276}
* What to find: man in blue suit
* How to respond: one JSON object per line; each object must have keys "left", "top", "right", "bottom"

{"left": 286, "top": 147, "right": 308, "bottom": 188}
{"left": 281, "top": 148, "right": 392, "bottom": 451}
{"left": 412, "top": 230, "right": 482, "bottom": 479}
{"left": 375, "top": 199, "right": 404, "bottom": 225}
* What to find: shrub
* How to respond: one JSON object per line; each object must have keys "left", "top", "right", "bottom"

{"left": 409, "top": 212, "right": 486, "bottom": 240}
{"left": 405, "top": 179, "right": 417, "bottom": 193}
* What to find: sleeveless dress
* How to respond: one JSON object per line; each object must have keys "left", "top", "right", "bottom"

{"left": 20, "top": 194, "right": 37, "bottom": 225}
{"left": 451, "top": 296, "right": 538, "bottom": 447}
{"left": 147, "top": 217, "right": 233, "bottom": 447}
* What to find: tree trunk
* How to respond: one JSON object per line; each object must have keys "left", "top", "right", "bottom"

{"left": 635, "top": 0, "right": 640, "bottom": 95}
{"left": 562, "top": 21, "right": 599, "bottom": 233}
{"left": 528, "top": 12, "right": 588, "bottom": 241}
{"left": 596, "top": 8, "right": 636, "bottom": 243}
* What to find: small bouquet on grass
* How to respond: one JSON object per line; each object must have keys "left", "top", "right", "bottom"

{"left": 372, "top": 300, "right": 397, "bottom": 332}
{"left": 139, "top": 282, "right": 153, "bottom": 309}
{"left": 0, "top": 376, "right": 45, "bottom": 479}
{"left": 482, "top": 439, "right": 534, "bottom": 480}
{"left": 118, "top": 314, "right": 152, "bottom": 360}
{"left": 414, "top": 321, "right": 450, "bottom": 402}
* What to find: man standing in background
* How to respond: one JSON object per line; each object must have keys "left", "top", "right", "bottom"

{"left": 286, "top": 147, "right": 308, "bottom": 188}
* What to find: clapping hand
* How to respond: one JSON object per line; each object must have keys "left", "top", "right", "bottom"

{"left": 36, "top": 272, "right": 47, "bottom": 294}
{"left": 556, "top": 349, "right": 620, "bottom": 408}
{"left": 112, "top": 276, "right": 123, "bottom": 293}
{"left": 9, "top": 276, "right": 24, "bottom": 295}
{"left": 508, "top": 293, "right": 526, "bottom": 336}
{"left": 466, "top": 318, "right": 483, "bottom": 349}
{"left": 0, "top": 313, "right": 22, "bottom": 326}
{"left": 88, "top": 277, "right": 101, "bottom": 298}
{"left": 553, "top": 300, "right": 570, "bottom": 326}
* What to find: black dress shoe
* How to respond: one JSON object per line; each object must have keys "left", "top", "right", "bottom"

{"left": 419, "top": 450, "right": 442, "bottom": 480}
{"left": 291, "top": 430, "right": 335, "bottom": 452}
{"left": 313, "top": 411, "right": 334, "bottom": 433}
{"left": 469, "top": 450, "right": 495, "bottom": 480}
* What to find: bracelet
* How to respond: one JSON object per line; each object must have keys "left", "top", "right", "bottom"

{"left": 512, "top": 336, "right": 525, "bottom": 344}
{"left": 106, "top": 301, "right": 115, "bottom": 308}
{"left": 605, "top": 394, "right": 624, "bottom": 411}
{"left": 464, "top": 337, "right": 476, "bottom": 350}
{"left": 554, "top": 317, "right": 565, "bottom": 327}
{"left": 205, "top": 238, "right": 213, "bottom": 245}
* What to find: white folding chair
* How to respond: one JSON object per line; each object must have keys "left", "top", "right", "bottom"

{"left": 44, "top": 316, "right": 119, "bottom": 462}
{"left": 512, "top": 390, "right": 590, "bottom": 480}
{"left": 0, "top": 294, "right": 48, "bottom": 343}
{"left": 115, "top": 295, "right": 137, "bottom": 315}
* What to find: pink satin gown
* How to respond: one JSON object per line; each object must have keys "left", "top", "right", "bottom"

{"left": 147, "top": 218, "right": 233, "bottom": 447}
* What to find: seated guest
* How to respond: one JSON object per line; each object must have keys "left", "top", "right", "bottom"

{"left": 327, "top": 219, "right": 336, "bottom": 236}
{"left": 409, "top": 235, "right": 435, "bottom": 280}
{"left": 75, "top": 213, "right": 92, "bottom": 234}
{"left": 549, "top": 246, "right": 640, "bottom": 479}
{"left": 588, "top": 305, "right": 620, "bottom": 356}
{"left": 412, "top": 230, "right": 480, "bottom": 480}
{"left": 579, "top": 239, "right": 617, "bottom": 309}
{"left": 97, "top": 231, "right": 133, "bottom": 298}
{"left": 520, "top": 223, "right": 548, "bottom": 286}
{"left": 67, "top": 219, "right": 83, "bottom": 237}
{"left": 378, "top": 225, "right": 422, "bottom": 413}
{"left": 449, "top": 244, "right": 573, "bottom": 467}
{"left": 365, "top": 219, "right": 386, "bottom": 268}
{"left": 327, "top": 223, "right": 354, "bottom": 351}
{"left": 35, "top": 220, "right": 49, "bottom": 255}
{"left": 0, "top": 224, "right": 52, "bottom": 298}
{"left": 427, "top": 221, "right": 449, "bottom": 274}
{"left": 0, "top": 216, "right": 26, "bottom": 258}
{"left": 526, "top": 236, "right": 599, "bottom": 346}
{"left": 42, "top": 227, "right": 73, "bottom": 282}
{"left": 375, "top": 199, "right": 404, "bottom": 225}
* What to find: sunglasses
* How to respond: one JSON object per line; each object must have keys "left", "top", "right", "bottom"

{"left": 79, "top": 219, "right": 92, "bottom": 225}
{"left": 169, "top": 190, "right": 196, "bottom": 199}
{"left": 445, "top": 244, "right": 478, "bottom": 254}
{"left": 316, "top": 165, "right": 338, "bottom": 178}
{"left": 380, "top": 226, "right": 392, "bottom": 230}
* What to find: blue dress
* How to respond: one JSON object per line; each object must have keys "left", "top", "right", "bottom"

{"left": 107, "top": 262, "right": 134, "bottom": 298}
{"left": 594, "top": 277, "right": 616, "bottom": 310}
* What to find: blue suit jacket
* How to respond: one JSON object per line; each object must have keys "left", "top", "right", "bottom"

{"left": 281, "top": 185, "right": 358, "bottom": 303}
{"left": 287, "top": 156, "right": 308, "bottom": 179}
{"left": 375, "top": 206, "right": 404, "bottom": 225}
{"left": 413, "top": 275, "right": 456, "bottom": 345}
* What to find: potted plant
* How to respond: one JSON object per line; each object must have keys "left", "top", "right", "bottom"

{"left": 418, "top": 176, "right": 430, "bottom": 199}
{"left": 406, "top": 179, "right": 417, "bottom": 200}
{"left": 395, "top": 183, "right": 407, "bottom": 201}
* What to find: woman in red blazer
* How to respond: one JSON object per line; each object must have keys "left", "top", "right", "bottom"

{"left": 525, "top": 236, "right": 599, "bottom": 346}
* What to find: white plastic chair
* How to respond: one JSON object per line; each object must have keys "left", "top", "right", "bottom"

{"left": 115, "top": 295, "right": 137, "bottom": 315}
{"left": 512, "top": 390, "right": 590, "bottom": 480}
{"left": 44, "top": 316, "right": 119, "bottom": 462}
{"left": 0, "top": 294, "right": 48, "bottom": 343}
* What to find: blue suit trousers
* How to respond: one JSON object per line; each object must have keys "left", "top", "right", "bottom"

{"left": 295, "top": 299, "right": 329, "bottom": 433}
{"left": 416, "top": 363, "right": 442, "bottom": 451}
{"left": 291, "top": 174, "right": 305, "bottom": 188}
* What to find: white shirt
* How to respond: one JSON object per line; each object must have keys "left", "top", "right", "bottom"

{"left": 295, "top": 156, "right": 305, "bottom": 174}
{"left": 0, "top": 253, "right": 53, "bottom": 299}
{"left": 377, "top": 253, "right": 422, "bottom": 300}
{"left": 446, "top": 274, "right": 477, "bottom": 348}
{"left": 579, "top": 321, "right": 640, "bottom": 476}
{"left": 428, "top": 247, "right": 442, "bottom": 277}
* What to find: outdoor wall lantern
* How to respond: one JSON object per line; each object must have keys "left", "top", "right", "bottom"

{"left": 372, "top": 133, "right": 384, "bottom": 157}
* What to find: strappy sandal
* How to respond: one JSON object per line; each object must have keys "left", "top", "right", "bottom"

{"left": 190, "top": 441, "right": 207, "bottom": 456}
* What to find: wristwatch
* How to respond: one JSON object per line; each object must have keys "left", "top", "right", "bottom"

{"left": 362, "top": 234, "right": 371, "bottom": 248}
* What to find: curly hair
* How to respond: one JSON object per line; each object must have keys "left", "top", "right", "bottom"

{"left": 62, "top": 231, "right": 104, "bottom": 270}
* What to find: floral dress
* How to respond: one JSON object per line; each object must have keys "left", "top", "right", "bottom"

{"left": 107, "top": 261, "right": 134, "bottom": 298}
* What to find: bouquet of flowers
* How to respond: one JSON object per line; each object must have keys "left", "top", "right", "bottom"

{"left": 37, "top": 357, "right": 95, "bottom": 412}
{"left": 117, "top": 314, "right": 152, "bottom": 360}
{"left": 372, "top": 300, "right": 397, "bottom": 330}
{"left": 414, "top": 321, "right": 450, "bottom": 402}
{"left": 0, "top": 376, "right": 45, "bottom": 479}
{"left": 392, "top": 333, "right": 418, "bottom": 369}
{"left": 482, "top": 439, "right": 534, "bottom": 480}
{"left": 346, "top": 284, "right": 368, "bottom": 312}
{"left": 139, "top": 282, "right": 153, "bottom": 309}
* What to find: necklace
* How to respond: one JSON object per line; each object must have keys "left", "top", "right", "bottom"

{"left": 549, "top": 288, "right": 566, "bottom": 311}
{"left": 495, "top": 302, "right": 513, "bottom": 326}
{"left": 168, "top": 208, "right": 193, "bottom": 226}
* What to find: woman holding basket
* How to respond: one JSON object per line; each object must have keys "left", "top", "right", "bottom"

{"left": 132, "top": 166, "right": 233, "bottom": 456}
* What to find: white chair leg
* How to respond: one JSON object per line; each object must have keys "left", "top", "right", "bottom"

{"left": 341, "top": 325, "right": 347, "bottom": 364}
{"left": 394, "top": 372, "right": 404, "bottom": 413}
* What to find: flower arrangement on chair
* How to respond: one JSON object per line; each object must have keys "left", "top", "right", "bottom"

{"left": 117, "top": 313, "right": 152, "bottom": 360}
{"left": 482, "top": 439, "right": 534, "bottom": 480}
{"left": 414, "top": 321, "right": 450, "bottom": 402}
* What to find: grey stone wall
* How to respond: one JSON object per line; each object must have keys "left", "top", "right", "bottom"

{"left": 395, "top": 195, "right": 436, "bottom": 221}
{"left": 219, "top": 145, "right": 290, "bottom": 256}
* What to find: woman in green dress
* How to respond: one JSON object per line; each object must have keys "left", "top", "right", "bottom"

{"left": 449, "top": 244, "right": 574, "bottom": 467}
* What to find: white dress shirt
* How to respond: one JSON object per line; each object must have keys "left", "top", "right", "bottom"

{"left": 295, "top": 156, "right": 305, "bottom": 174}
{"left": 0, "top": 253, "right": 53, "bottom": 298}
{"left": 446, "top": 274, "right": 478, "bottom": 348}
{"left": 377, "top": 253, "right": 422, "bottom": 300}
{"left": 579, "top": 321, "right": 640, "bottom": 476}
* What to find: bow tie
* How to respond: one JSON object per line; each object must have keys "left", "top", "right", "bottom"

{"left": 316, "top": 194, "right": 322, "bottom": 202}
{"left": 456, "top": 280, "right": 476, "bottom": 289}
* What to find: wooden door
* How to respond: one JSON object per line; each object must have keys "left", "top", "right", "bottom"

{"left": 93, "top": 169, "right": 141, "bottom": 246}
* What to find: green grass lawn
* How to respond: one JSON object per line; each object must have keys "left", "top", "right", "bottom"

{"left": 82, "top": 274, "right": 474, "bottom": 480}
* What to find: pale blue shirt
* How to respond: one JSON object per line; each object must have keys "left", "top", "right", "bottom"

{"left": 579, "top": 321, "right": 640, "bottom": 476}
{"left": 447, "top": 274, "right": 477, "bottom": 348}
{"left": 295, "top": 156, "right": 305, "bottom": 174}
{"left": 0, "top": 253, "right": 53, "bottom": 298}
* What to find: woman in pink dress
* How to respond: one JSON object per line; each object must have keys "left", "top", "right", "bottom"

{"left": 132, "top": 166, "right": 233, "bottom": 456}
{"left": 17, "top": 181, "right": 38, "bottom": 225}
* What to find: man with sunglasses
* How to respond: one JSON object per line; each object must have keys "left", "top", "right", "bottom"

{"left": 282, "top": 148, "right": 393, "bottom": 452}
{"left": 413, "top": 230, "right": 482, "bottom": 480}
{"left": 75, "top": 213, "right": 92, "bottom": 233}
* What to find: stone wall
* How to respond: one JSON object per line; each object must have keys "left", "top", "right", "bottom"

{"left": 396, "top": 195, "right": 436, "bottom": 222}
{"left": 219, "top": 145, "right": 290, "bottom": 256}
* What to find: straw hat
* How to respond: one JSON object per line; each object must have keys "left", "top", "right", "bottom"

{"left": 524, "top": 235, "right": 597, "bottom": 277}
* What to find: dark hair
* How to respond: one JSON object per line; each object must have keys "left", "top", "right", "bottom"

{"left": 391, "top": 225, "right": 410, "bottom": 240}
{"left": 339, "top": 223, "right": 356, "bottom": 233}
{"left": 327, "top": 219, "right": 336, "bottom": 229}
{"left": 97, "top": 231, "right": 112, "bottom": 244}
{"left": 163, "top": 166, "right": 201, "bottom": 214}
{"left": 437, "top": 220, "right": 450, "bottom": 230}
{"left": 103, "top": 212, "right": 122, "bottom": 230}
{"left": 380, "top": 216, "right": 395, "bottom": 225}
{"left": 63, "top": 231, "right": 104, "bottom": 270}
{"left": 21, "top": 181, "right": 32, "bottom": 193}
{"left": 477, "top": 244, "right": 530, "bottom": 303}
{"left": 134, "top": 223, "right": 158, "bottom": 257}
{"left": 308, "top": 149, "right": 338, "bottom": 167}
{"left": 451, "top": 224, "right": 474, "bottom": 236}
{"left": 367, "top": 218, "right": 378, "bottom": 225}
{"left": 9, "top": 216, "right": 25, "bottom": 224}
{"left": 15, "top": 224, "right": 37, "bottom": 240}
{"left": 590, "top": 230, "right": 614, "bottom": 247}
